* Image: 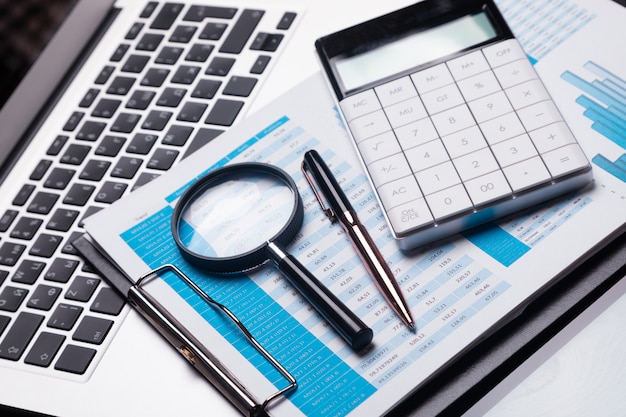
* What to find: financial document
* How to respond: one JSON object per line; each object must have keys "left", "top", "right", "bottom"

{"left": 84, "top": 0, "right": 626, "bottom": 415}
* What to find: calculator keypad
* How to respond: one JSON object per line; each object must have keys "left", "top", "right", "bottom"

{"left": 340, "top": 39, "right": 590, "bottom": 244}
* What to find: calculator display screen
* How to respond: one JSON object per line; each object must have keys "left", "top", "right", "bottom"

{"left": 334, "top": 12, "right": 497, "bottom": 93}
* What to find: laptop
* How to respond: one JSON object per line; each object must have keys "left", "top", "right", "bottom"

{"left": 2, "top": 1, "right": 435, "bottom": 415}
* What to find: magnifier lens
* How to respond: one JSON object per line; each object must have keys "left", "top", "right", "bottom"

{"left": 172, "top": 163, "right": 373, "bottom": 350}
{"left": 177, "top": 171, "right": 296, "bottom": 259}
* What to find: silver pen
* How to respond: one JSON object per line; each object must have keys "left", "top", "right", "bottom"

{"left": 302, "top": 150, "right": 415, "bottom": 329}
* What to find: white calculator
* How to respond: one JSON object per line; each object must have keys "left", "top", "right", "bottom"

{"left": 315, "top": 0, "right": 592, "bottom": 251}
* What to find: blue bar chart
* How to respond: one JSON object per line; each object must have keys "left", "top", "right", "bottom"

{"left": 562, "top": 61, "right": 626, "bottom": 183}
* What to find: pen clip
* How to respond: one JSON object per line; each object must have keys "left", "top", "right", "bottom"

{"left": 301, "top": 160, "right": 337, "bottom": 223}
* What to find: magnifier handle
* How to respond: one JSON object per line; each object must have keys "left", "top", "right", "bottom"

{"left": 266, "top": 242, "right": 373, "bottom": 351}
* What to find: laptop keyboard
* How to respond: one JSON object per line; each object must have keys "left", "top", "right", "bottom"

{"left": 0, "top": 1, "right": 298, "bottom": 380}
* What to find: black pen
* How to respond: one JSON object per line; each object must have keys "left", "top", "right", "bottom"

{"left": 302, "top": 150, "right": 415, "bottom": 329}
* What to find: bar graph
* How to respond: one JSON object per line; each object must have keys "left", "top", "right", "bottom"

{"left": 562, "top": 61, "right": 626, "bottom": 183}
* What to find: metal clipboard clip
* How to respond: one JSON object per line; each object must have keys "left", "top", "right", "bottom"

{"left": 129, "top": 264, "right": 297, "bottom": 417}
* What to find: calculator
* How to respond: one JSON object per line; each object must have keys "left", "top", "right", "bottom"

{"left": 315, "top": 0, "right": 592, "bottom": 250}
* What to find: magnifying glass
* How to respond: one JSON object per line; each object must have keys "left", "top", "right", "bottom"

{"left": 171, "top": 162, "right": 373, "bottom": 351}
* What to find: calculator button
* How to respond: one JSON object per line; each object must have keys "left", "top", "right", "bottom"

{"left": 375, "top": 76, "right": 417, "bottom": 107}
{"left": 457, "top": 71, "right": 501, "bottom": 102}
{"left": 446, "top": 50, "right": 490, "bottom": 81}
{"left": 386, "top": 197, "right": 434, "bottom": 234}
{"left": 358, "top": 131, "right": 402, "bottom": 164}
{"left": 425, "top": 184, "right": 473, "bottom": 220}
{"left": 491, "top": 134, "right": 539, "bottom": 167}
{"left": 505, "top": 79, "right": 550, "bottom": 109}
{"left": 516, "top": 100, "right": 562, "bottom": 131}
{"left": 493, "top": 59, "right": 537, "bottom": 89}
{"left": 340, "top": 90, "right": 381, "bottom": 122}
{"left": 394, "top": 117, "right": 439, "bottom": 150}
{"left": 482, "top": 39, "right": 526, "bottom": 68}
{"left": 420, "top": 83, "right": 464, "bottom": 115}
{"left": 480, "top": 112, "right": 526, "bottom": 145}
{"left": 348, "top": 109, "right": 391, "bottom": 142}
{"left": 528, "top": 121, "right": 576, "bottom": 154}
{"left": 384, "top": 96, "right": 427, "bottom": 128}
{"left": 465, "top": 170, "right": 512, "bottom": 207}
{"left": 441, "top": 126, "right": 488, "bottom": 159}
{"left": 431, "top": 105, "right": 475, "bottom": 137}
{"left": 414, "top": 161, "right": 461, "bottom": 195}
{"left": 468, "top": 91, "right": 513, "bottom": 123}
{"left": 502, "top": 156, "right": 551, "bottom": 192}
{"left": 541, "top": 143, "right": 589, "bottom": 178}
{"left": 377, "top": 175, "right": 423, "bottom": 209}
{"left": 367, "top": 152, "right": 413, "bottom": 186}
{"left": 405, "top": 139, "right": 450, "bottom": 173}
{"left": 411, "top": 63, "right": 454, "bottom": 94}
{"left": 453, "top": 147, "right": 500, "bottom": 182}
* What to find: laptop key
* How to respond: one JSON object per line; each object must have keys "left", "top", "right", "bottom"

{"left": 220, "top": 9, "right": 264, "bottom": 54}
{"left": 65, "top": 276, "right": 100, "bottom": 302}
{"left": 12, "top": 184, "right": 35, "bottom": 206}
{"left": 206, "top": 57, "right": 235, "bottom": 76}
{"left": 73, "top": 316, "right": 113, "bottom": 345}
{"left": 79, "top": 89, "right": 100, "bottom": 108}
{"left": 26, "top": 284, "right": 62, "bottom": 310}
{"left": 44, "top": 168, "right": 75, "bottom": 190}
{"left": 0, "top": 312, "right": 43, "bottom": 360}
{"left": 54, "top": 344, "right": 96, "bottom": 374}
{"left": 63, "top": 184, "right": 96, "bottom": 206}
{"left": 30, "top": 160, "right": 53, "bottom": 181}
{"left": 223, "top": 76, "right": 258, "bottom": 97}
{"left": 79, "top": 160, "right": 111, "bottom": 181}
{"left": 136, "top": 33, "right": 164, "bottom": 51}
{"left": 0, "top": 315, "right": 10, "bottom": 337}
{"left": 111, "top": 113, "right": 141, "bottom": 133}
{"left": 199, "top": 22, "right": 227, "bottom": 40}
{"left": 95, "top": 136, "right": 126, "bottom": 157}
{"left": 0, "top": 210, "right": 18, "bottom": 233}
{"left": 162, "top": 124, "right": 193, "bottom": 146}
{"left": 185, "top": 43, "right": 214, "bottom": 62}
{"left": 46, "top": 135, "right": 69, "bottom": 156}
{"left": 61, "top": 144, "right": 91, "bottom": 165}
{"left": 95, "top": 181, "right": 128, "bottom": 203}
{"left": 24, "top": 332, "right": 65, "bottom": 367}
{"left": 140, "top": 68, "right": 170, "bottom": 87}
{"left": 29, "top": 234, "right": 63, "bottom": 258}
{"left": 110, "top": 44, "right": 130, "bottom": 62}
{"left": 62, "top": 112, "right": 84, "bottom": 131}
{"left": 155, "top": 46, "right": 184, "bottom": 65}
{"left": 10, "top": 217, "right": 43, "bottom": 240}
{"left": 0, "top": 286, "right": 29, "bottom": 312}
{"left": 46, "top": 208, "right": 80, "bottom": 232}
{"left": 94, "top": 66, "right": 114, "bottom": 84}
{"left": 0, "top": 243, "right": 26, "bottom": 266}
{"left": 140, "top": 1, "right": 159, "bottom": 19}
{"left": 142, "top": 110, "right": 172, "bottom": 130}
{"left": 90, "top": 287, "right": 125, "bottom": 316}
{"left": 121, "top": 55, "right": 150, "bottom": 73}
{"left": 126, "top": 90, "right": 156, "bottom": 110}
{"left": 76, "top": 121, "right": 106, "bottom": 141}
{"left": 205, "top": 99, "right": 244, "bottom": 126}
{"left": 107, "top": 76, "right": 135, "bottom": 95}
{"left": 111, "top": 157, "right": 143, "bottom": 179}
{"left": 12, "top": 259, "right": 46, "bottom": 285}
{"left": 147, "top": 148, "right": 179, "bottom": 170}
{"left": 183, "top": 5, "right": 237, "bottom": 21}
{"left": 127, "top": 133, "right": 158, "bottom": 155}
{"left": 150, "top": 2, "right": 184, "bottom": 30}
{"left": 27, "top": 192, "right": 59, "bottom": 215}
{"left": 170, "top": 25, "right": 197, "bottom": 43}
{"left": 44, "top": 258, "right": 80, "bottom": 283}
{"left": 48, "top": 303, "right": 83, "bottom": 330}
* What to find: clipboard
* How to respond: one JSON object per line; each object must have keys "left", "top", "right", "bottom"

{"left": 73, "top": 235, "right": 297, "bottom": 417}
